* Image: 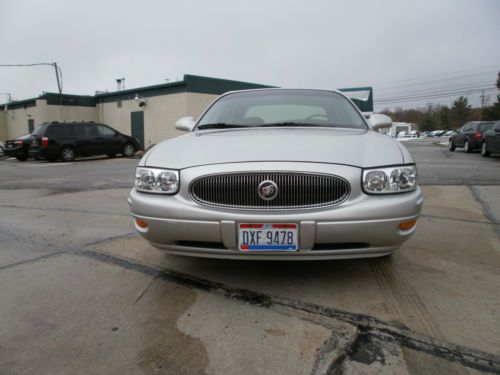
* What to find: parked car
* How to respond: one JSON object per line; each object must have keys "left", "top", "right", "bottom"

{"left": 0, "top": 141, "right": 4, "bottom": 157}
{"left": 29, "top": 121, "right": 140, "bottom": 162}
{"left": 129, "top": 89, "right": 423, "bottom": 260}
{"left": 3, "top": 134, "right": 34, "bottom": 161}
{"left": 427, "top": 130, "right": 441, "bottom": 137}
{"left": 481, "top": 120, "right": 500, "bottom": 157}
{"left": 449, "top": 121, "right": 495, "bottom": 153}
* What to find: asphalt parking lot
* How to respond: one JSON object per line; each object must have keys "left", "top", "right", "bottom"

{"left": 0, "top": 137, "right": 499, "bottom": 374}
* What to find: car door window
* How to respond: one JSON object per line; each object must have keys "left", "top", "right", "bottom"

{"left": 97, "top": 125, "right": 115, "bottom": 136}
{"left": 86, "top": 124, "right": 99, "bottom": 136}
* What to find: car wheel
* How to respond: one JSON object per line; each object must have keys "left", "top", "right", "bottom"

{"left": 107, "top": 153, "right": 116, "bottom": 158}
{"left": 122, "top": 143, "right": 135, "bottom": 157}
{"left": 60, "top": 146, "right": 75, "bottom": 162}
{"left": 481, "top": 142, "right": 490, "bottom": 157}
{"left": 16, "top": 155, "right": 28, "bottom": 161}
{"left": 448, "top": 139, "right": 455, "bottom": 151}
{"left": 464, "top": 140, "right": 471, "bottom": 153}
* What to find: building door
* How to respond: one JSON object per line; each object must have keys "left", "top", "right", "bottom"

{"left": 131, "top": 111, "right": 144, "bottom": 150}
{"left": 28, "top": 119, "right": 34, "bottom": 133}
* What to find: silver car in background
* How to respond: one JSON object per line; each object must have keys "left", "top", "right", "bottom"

{"left": 129, "top": 89, "right": 423, "bottom": 260}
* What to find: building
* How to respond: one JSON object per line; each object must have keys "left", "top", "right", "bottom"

{"left": 0, "top": 75, "right": 273, "bottom": 148}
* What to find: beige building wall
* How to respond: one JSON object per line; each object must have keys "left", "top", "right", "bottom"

{"left": 37, "top": 101, "right": 98, "bottom": 123}
{"left": 0, "top": 111, "right": 7, "bottom": 140}
{"left": 1, "top": 91, "right": 219, "bottom": 144}
{"left": 1, "top": 99, "right": 97, "bottom": 139}
{"left": 98, "top": 92, "right": 218, "bottom": 148}
{"left": 186, "top": 93, "right": 218, "bottom": 121}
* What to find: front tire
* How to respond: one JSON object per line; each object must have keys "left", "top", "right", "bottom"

{"left": 464, "top": 140, "right": 471, "bottom": 153}
{"left": 60, "top": 146, "right": 75, "bottom": 162}
{"left": 122, "top": 143, "right": 135, "bottom": 157}
{"left": 481, "top": 142, "right": 490, "bottom": 157}
{"left": 16, "top": 155, "right": 28, "bottom": 161}
{"left": 448, "top": 139, "right": 456, "bottom": 151}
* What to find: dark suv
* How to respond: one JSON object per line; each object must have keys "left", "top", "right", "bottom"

{"left": 29, "top": 122, "right": 140, "bottom": 162}
{"left": 448, "top": 121, "right": 495, "bottom": 153}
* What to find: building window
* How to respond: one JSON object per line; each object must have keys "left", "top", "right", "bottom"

{"left": 117, "top": 101, "right": 122, "bottom": 108}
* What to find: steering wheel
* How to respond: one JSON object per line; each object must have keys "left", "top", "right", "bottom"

{"left": 306, "top": 114, "right": 329, "bottom": 120}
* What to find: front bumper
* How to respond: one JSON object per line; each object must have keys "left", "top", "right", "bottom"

{"left": 129, "top": 162, "right": 424, "bottom": 260}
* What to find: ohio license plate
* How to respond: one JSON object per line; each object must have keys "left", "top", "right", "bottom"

{"left": 238, "top": 223, "right": 298, "bottom": 251}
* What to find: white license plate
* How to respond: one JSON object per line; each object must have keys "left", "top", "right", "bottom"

{"left": 238, "top": 223, "right": 298, "bottom": 251}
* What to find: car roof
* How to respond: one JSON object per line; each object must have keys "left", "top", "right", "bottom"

{"left": 221, "top": 87, "right": 345, "bottom": 97}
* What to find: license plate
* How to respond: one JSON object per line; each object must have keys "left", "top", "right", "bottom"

{"left": 239, "top": 223, "right": 298, "bottom": 251}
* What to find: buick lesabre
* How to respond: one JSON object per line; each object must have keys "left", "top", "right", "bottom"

{"left": 128, "top": 89, "right": 423, "bottom": 260}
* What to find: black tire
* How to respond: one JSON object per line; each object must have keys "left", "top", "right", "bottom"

{"left": 122, "top": 143, "right": 135, "bottom": 157}
{"left": 464, "top": 140, "right": 472, "bottom": 153}
{"left": 60, "top": 146, "right": 75, "bottom": 162}
{"left": 16, "top": 155, "right": 28, "bottom": 161}
{"left": 448, "top": 139, "right": 455, "bottom": 151}
{"left": 481, "top": 142, "right": 490, "bottom": 157}
{"left": 107, "top": 153, "right": 116, "bottom": 158}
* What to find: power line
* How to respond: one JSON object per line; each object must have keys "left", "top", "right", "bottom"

{"left": 0, "top": 62, "right": 63, "bottom": 95}
{"left": 374, "top": 80, "right": 493, "bottom": 96}
{"left": 369, "top": 65, "right": 499, "bottom": 86}
{"left": 374, "top": 87, "right": 498, "bottom": 104}
{"left": 376, "top": 85, "right": 497, "bottom": 102}
{"left": 374, "top": 70, "right": 498, "bottom": 91}
{"left": 376, "top": 82, "right": 494, "bottom": 99}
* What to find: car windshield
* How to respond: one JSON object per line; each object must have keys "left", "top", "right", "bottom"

{"left": 196, "top": 90, "right": 367, "bottom": 130}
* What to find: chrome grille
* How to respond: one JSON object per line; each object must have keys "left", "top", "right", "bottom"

{"left": 189, "top": 172, "right": 350, "bottom": 210}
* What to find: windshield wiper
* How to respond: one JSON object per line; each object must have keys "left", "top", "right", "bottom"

{"left": 258, "top": 122, "right": 319, "bottom": 127}
{"left": 197, "top": 123, "right": 249, "bottom": 130}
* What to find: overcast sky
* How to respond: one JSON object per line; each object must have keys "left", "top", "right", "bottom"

{"left": 1, "top": 0, "right": 499, "bottom": 110}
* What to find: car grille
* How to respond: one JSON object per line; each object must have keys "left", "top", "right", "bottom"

{"left": 189, "top": 172, "right": 350, "bottom": 210}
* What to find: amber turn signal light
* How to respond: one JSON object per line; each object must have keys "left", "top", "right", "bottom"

{"left": 135, "top": 218, "right": 148, "bottom": 228}
{"left": 399, "top": 219, "right": 417, "bottom": 230}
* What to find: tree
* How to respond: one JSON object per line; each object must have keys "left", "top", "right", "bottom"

{"left": 451, "top": 96, "right": 472, "bottom": 128}
{"left": 438, "top": 106, "right": 452, "bottom": 129}
{"left": 419, "top": 107, "right": 439, "bottom": 131}
{"left": 482, "top": 71, "right": 500, "bottom": 120}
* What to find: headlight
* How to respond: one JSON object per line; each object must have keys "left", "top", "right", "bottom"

{"left": 135, "top": 167, "right": 179, "bottom": 194}
{"left": 363, "top": 165, "right": 417, "bottom": 194}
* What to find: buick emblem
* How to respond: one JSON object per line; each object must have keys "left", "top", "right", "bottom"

{"left": 258, "top": 180, "right": 278, "bottom": 201}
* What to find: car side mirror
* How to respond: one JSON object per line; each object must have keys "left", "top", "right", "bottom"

{"left": 367, "top": 113, "right": 392, "bottom": 130}
{"left": 175, "top": 116, "right": 196, "bottom": 132}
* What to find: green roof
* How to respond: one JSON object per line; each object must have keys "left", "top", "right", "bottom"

{"left": 95, "top": 74, "right": 275, "bottom": 103}
{"left": 0, "top": 74, "right": 274, "bottom": 109}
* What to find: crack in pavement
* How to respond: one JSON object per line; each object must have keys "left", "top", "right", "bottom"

{"left": 0, "top": 204, "right": 129, "bottom": 217}
{"left": 470, "top": 186, "right": 500, "bottom": 236}
{"left": 420, "top": 214, "right": 494, "bottom": 226}
{"left": 71, "top": 248, "right": 500, "bottom": 374}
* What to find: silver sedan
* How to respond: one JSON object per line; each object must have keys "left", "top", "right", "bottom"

{"left": 129, "top": 89, "right": 423, "bottom": 260}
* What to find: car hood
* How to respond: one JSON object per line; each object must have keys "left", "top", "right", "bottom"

{"left": 144, "top": 127, "right": 409, "bottom": 169}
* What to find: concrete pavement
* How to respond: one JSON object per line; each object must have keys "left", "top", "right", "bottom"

{"left": 0, "top": 184, "right": 499, "bottom": 374}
